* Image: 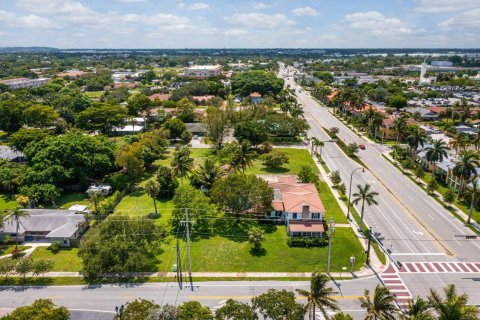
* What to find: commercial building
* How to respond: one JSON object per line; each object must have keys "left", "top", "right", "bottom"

{"left": 0, "top": 77, "right": 48, "bottom": 89}
{"left": 184, "top": 65, "right": 222, "bottom": 79}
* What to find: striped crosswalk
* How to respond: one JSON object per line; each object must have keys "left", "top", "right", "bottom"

{"left": 379, "top": 269, "right": 412, "bottom": 311}
{"left": 399, "top": 262, "right": 480, "bottom": 273}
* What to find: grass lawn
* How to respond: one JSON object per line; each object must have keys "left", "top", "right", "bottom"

{"left": 0, "top": 193, "right": 16, "bottom": 211}
{"left": 157, "top": 226, "right": 364, "bottom": 273}
{"left": 30, "top": 247, "right": 83, "bottom": 272}
{"left": 0, "top": 245, "right": 30, "bottom": 256}
{"left": 317, "top": 180, "right": 348, "bottom": 224}
{"left": 245, "top": 148, "right": 319, "bottom": 175}
{"left": 47, "top": 192, "right": 90, "bottom": 210}
{"left": 84, "top": 91, "right": 103, "bottom": 98}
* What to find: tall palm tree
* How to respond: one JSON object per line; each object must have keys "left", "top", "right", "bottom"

{"left": 401, "top": 297, "right": 434, "bottom": 320}
{"left": 352, "top": 184, "right": 379, "bottom": 231}
{"left": 406, "top": 126, "right": 428, "bottom": 159}
{"left": 231, "top": 140, "right": 255, "bottom": 174}
{"left": 471, "top": 129, "right": 480, "bottom": 151}
{"left": 425, "top": 139, "right": 449, "bottom": 180}
{"left": 296, "top": 272, "right": 340, "bottom": 320}
{"left": 449, "top": 133, "right": 469, "bottom": 155}
{"left": 331, "top": 313, "right": 353, "bottom": 320}
{"left": 310, "top": 137, "right": 319, "bottom": 155}
{"left": 316, "top": 140, "right": 325, "bottom": 157}
{"left": 371, "top": 112, "right": 384, "bottom": 142}
{"left": 428, "top": 284, "right": 479, "bottom": 320}
{"left": 393, "top": 116, "right": 407, "bottom": 145}
{"left": 194, "top": 158, "right": 225, "bottom": 190}
{"left": 10, "top": 206, "right": 30, "bottom": 250}
{"left": 171, "top": 145, "right": 194, "bottom": 184}
{"left": 464, "top": 179, "right": 480, "bottom": 224}
{"left": 144, "top": 178, "right": 160, "bottom": 215}
{"left": 359, "top": 285, "right": 397, "bottom": 320}
{"left": 452, "top": 151, "right": 480, "bottom": 196}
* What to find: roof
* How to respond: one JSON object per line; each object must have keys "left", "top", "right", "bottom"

{"left": 2, "top": 209, "right": 86, "bottom": 238}
{"left": 185, "top": 123, "right": 207, "bottom": 133}
{"left": 429, "top": 106, "right": 447, "bottom": 114}
{"left": 57, "top": 70, "right": 86, "bottom": 78}
{"left": 250, "top": 92, "right": 262, "bottom": 98}
{"left": 192, "top": 95, "right": 215, "bottom": 102}
{"left": 266, "top": 175, "right": 325, "bottom": 213}
{"left": 0, "top": 146, "right": 24, "bottom": 161}
{"left": 288, "top": 220, "right": 325, "bottom": 233}
{"left": 149, "top": 93, "right": 172, "bottom": 102}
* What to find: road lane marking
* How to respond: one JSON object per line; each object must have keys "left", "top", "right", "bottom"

{"left": 390, "top": 252, "right": 446, "bottom": 256}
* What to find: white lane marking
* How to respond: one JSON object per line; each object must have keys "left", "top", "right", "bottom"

{"left": 390, "top": 253, "right": 446, "bottom": 256}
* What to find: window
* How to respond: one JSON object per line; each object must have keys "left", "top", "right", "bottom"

{"left": 292, "top": 213, "right": 297, "bottom": 219}
{"left": 63, "top": 239, "right": 67, "bottom": 244}
{"left": 312, "top": 213, "right": 321, "bottom": 219}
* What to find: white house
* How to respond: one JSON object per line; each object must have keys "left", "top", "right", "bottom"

{"left": 184, "top": 65, "right": 222, "bottom": 79}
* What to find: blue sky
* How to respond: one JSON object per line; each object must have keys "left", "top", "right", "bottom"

{"left": 0, "top": 0, "right": 479, "bottom": 48}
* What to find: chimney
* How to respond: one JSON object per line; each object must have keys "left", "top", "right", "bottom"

{"left": 302, "top": 205, "right": 310, "bottom": 219}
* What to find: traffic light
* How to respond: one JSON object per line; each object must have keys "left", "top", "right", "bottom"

{"left": 466, "top": 235, "right": 477, "bottom": 240}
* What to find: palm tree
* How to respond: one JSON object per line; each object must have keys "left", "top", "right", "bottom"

{"left": 194, "top": 158, "right": 225, "bottom": 190}
{"left": 393, "top": 116, "right": 407, "bottom": 145}
{"left": 171, "top": 145, "right": 194, "bottom": 184}
{"left": 359, "top": 285, "right": 397, "bottom": 320}
{"left": 406, "top": 126, "right": 428, "bottom": 159}
{"left": 425, "top": 139, "right": 449, "bottom": 180}
{"left": 231, "top": 140, "right": 255, "bottom": 174}
{"left": 310, "top": 137, "right": 319, "bottom": 155}
{"left": 471, "top": 129, "right": 480, "bottom": 151}
{"left": 316, "top": 140, "right": 325, "bottom": 157}
{"left": 464, "top": 179, "right": 479, "bottom": 224}
{"left": 452, "top": 151, "right": 480, "bottom": 196}
{"left": 352, "top": 184, "right": 379, "bottom": 231}
{"left": 10, "top": 206, "right": 30, "bottom": 250}
{"left": 88, "top": 191, "right": 104, "bottom": 215}
{"left": 331, "top": 313, "right": 353, "bottom": 320}
{"left": 144, "top": 178, "right": 160, "bottom": 215}
{"left": 428, "top": 284, "right": 479, "bottom": 320}
{"left": 371, "top": 112, "right": 384, "bottom": 142}
{"left": 296, "top": 272, "right": 340, "bottom": 320}
{"left": 449, "top": 133, "right": 469, "bottom": 155}
{"left": 401, "top": 297, "right": 433, "bottom": 320}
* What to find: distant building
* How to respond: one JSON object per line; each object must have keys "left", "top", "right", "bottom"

{"left": 0, "top": 77, "right": 48, "bottom": 89}
{"left": 250, "top": 92, "right": 263, "bottom": 104}
{"left": 57, "top": 70, "right": 86, "bottom": 78}
{"left": 113, "top": 117, "right": 146, "bottom": 135}
{"left": 184, "top": 65, "right": 222, "bottom": 79}
{"left": 431, "top": 61, "right": 453, "bottom": 67}
{"left": 148, "top": 93, "right": 172, "bottom": 102}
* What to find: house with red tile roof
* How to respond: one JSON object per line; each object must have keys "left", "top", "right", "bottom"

{"left": 264, "top": 175, "right": 325, "bottom": 237}
{"left": 149, "top": 93, "right": 172, "bottom": 102}
{"left": 250, "top": 92, "right": 263, "bottom": 103}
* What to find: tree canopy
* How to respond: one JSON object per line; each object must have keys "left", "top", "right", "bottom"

{"left": 231, "top": 71, "right": 284, "bottom": 96}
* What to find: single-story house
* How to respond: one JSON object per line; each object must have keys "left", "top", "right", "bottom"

{"left": 148, "top": 93, "right": 172, "bottom": 102}
{"left": 406, "top": 107, "right": 439, "bottom": 121}
{"left": 0, "top": 146, "right": 25, "bottom": 162}
{"left": 264, "top": 175, "right": 325, "bottom": 237}
{"left": 250, "top": 92, "right": 263, "bottom": 104}
{"left": 192, "top": 95, "right": 215, "bottom": 104}
{"left": 1, "top": 209, "right": 88, "bottom": 247}
{"left": 113, "top": 117, "right": 146, "bottom": 135}
{"left": 185, "top": 123, "right": 208, "bottom": 136}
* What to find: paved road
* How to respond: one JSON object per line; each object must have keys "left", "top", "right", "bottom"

{"left": 0, "top": 279, "right": 381, "bottom": 320}
{"left": 279, "top": 65, "right": 480, "bottom": 305}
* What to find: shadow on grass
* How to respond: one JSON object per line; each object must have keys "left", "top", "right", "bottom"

{"left": 0, "top": 277, "right": 54, "bottom": 287}
{"left": 249, "top": 247, "right": 266, "bottom": 257}
{"left": 259, "top": 166, "right": 289, "bottom": 174}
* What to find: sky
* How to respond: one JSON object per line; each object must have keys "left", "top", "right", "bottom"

{"left": 0, "top": 0, "right": 479, "bottom": 48}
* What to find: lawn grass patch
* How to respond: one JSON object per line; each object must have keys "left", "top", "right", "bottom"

{"left": 30, "top": 247, "right": 83, "bottom": 272}
{"left": 0, "top": 245, "right": 30, "bottom": 257}
{"left": 84, "top": 91, "right": 103, "bottom": 98}
{"left": 245, "top": 148, "right": 319, "bottom": 175}
{"left": 0, "top": 194, "right": 16, "bottom": 211}
{"left": 47, "top": 192, "right": 90, "bottom": 210}
{"left": 317, "top": 180, "right": 348, "bottom": 224}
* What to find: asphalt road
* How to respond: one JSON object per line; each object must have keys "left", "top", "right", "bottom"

{"left": 0, "top": 278, "right": 381, "bottom": 320}
{"left": 279, "top": 65, "right": 480, "bottom": 305}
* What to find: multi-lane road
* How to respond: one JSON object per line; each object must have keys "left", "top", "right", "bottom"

{"left": 280, "top": 64, "right": 480, "bottom": 307}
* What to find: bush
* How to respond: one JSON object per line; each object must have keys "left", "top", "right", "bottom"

{"left": 347, "top": 143, "right": 359, "bottom": 155}
{"left": 105, "top": 172, "right": 129, "bottom": 191}
{"left": 330, "top": 170, "right": 342, "bottom": 185}
{"left": 50, "top": 241, "right": 61, "bottom": 254}
{"left": 261, "top": 150, "right": 289, "bottom": 168}
{"left": 443, "top": 190, "right": 455, "bottom": 206}
{"left": 415, "top": 166, "right": 425, "bottom": 179}
{"left": 287, "top": 237, "right": 327, "bottom": 247}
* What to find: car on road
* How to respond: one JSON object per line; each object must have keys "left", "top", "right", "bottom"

{"left": 359, "top": 144, "right": 366, "bottom": 150}
{"left": 193, "top": 135, "right": 198, "bottom": 140}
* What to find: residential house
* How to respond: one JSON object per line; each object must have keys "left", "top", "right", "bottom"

{"left": 184, "top": 65, "right": 222, "bottom": 79}
{"left": 0, "top": 77, "right": 48, "bottom": 89}
{"left": 406, "top": 107, "right": 439, "bottom": 121}
{"left": 455, "top": 125, "right": 477, "bottom": 135}
{"left": 185, "top": 123, "right": 208, "bottom": 137}
{"left": 148, "top": 93, "right": 172, "bottom": 102}
{"left": 1, "top": 209, "right": 88, "bottom": 247}
{"left": 264, "top": 175, "right": 325, "bottom": 237}
{"left": 113, "top": 117, "right": 146, "bottom": 135}
{"left": 250, "top": 92, "right": 263, "bottom": 104}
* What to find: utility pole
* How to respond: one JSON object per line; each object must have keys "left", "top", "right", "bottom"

{"left": 326, "top": 217, "right": 335, "bottom": 274}
{"left": 366, "top": 227, "right": 372, "bottom": 266}
{"left": 182, "top": 208, "right": 194, "bottom": 290}
{"left": 176, "top": 239, "right": 183, "bottom": 289}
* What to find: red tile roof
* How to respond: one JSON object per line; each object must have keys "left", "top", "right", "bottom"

{"left": 288, "top": 220, "right": 325, "bottom": 233}
{"left": 149, "top": 93, "right": 172, "bottom": 101}
{"left": 192, "top": 95, "right": 215, "bottom": 102}
{"left": 429, "top": 106, "right": 447, "bottom": 114}
{"left": 250, "top": 92, "right": 262, "bottom": 98}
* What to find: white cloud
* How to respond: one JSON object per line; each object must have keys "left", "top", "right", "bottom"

{"left": 345, "top": 11, "right": 412, "bottom": 37}
{"left": 227, "top": 13, "right": 295, "bottom": 29}
{"left": 292, "top": 7, "right": 319, "bottom": 17}
{"left": 187, "top": 2, "right": 210, "bottom": 10}
{"left": 253, "top": 2, "right": 269, "bottom": 10}
{"left": 118, "top": 0, "right": 146, "bottom": 3}
{"left": 0, "top": 9, "right": 57, "bottom": 29}
{"left": 438, "top": 8, "right": 480, "bottom": 30}
{"left": 15, "top": 0, "right": 90, "bottom": 15}
{"left": 415, "top": 0, "right": 479, "bottom": 13}
{"left": 223, "top": 29, "right": 248, "bottom": 37}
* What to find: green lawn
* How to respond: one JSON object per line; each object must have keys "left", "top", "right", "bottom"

{"left": 30, "top": 247, "right": 83, "bottom": 272}
{"left": 84, "top": 91, "right": 103, "bottom": 98}
{"left": 246, "top": 148, "right": 319, "bottom": 175}
{"left": 0, "top": 245, "right": 30, "bottom": 257}
{"left": 317, "top": 180, "right": 348, "bottom": 224}
{"left": 47, "top": 192, "right": 90, "bottom": 210}
{"left": 157, "top": 226, "right": 364, "bottom": 272}
{"left": 0, "top": 194, "right": 16, "bottom": 211}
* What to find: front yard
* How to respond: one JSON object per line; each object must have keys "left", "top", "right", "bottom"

{"left": 30, "top": 247, "right": 83, "bottom": 272}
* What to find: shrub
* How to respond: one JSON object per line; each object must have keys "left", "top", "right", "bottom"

{"left": 105, "top": 172, "right": 129, "bottom": 191}
{"left": 50, "top": 241, "right": 61, "bottom": 254}
{"left": 330, "top": 170, "right": 342, "bottom": 185}
{"left": 287, "top": 237, "right": 327, "bottom": 247}
{"left": 262, "top": 150, "right": 289, "bottom": 168}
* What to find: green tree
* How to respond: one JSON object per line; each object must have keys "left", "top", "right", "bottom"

{"left": 359, "top": 285, "right": 397, "bottom": 320}
{"left": 10, "top": 206, "right": 30, "bottom": 250}
{"left": 261, "top": 150, "right": 289, "bottom": 169}
{"left": 144, "top": 178, "right": 160, "bottom": 215}
{"left": 18, "top": 184, "right": 60, "bottom": 206}
{"left": 406, "top": 126, "right": 428, "bottom": 159}
{"left": 298, "top": 165, "right": 319, "bottom": 184}
{"left": 0, "top": 259, "right": 16, "bottom": 279}
{"left": 210, "top": 174, "right": 273, "bottom": 218}
{"left": 205, "top": 106, "right": 227, "bottom": 149}
{"left": 15, "top": 257, "right": 33, "bottom": 279}
{"left": 4, "top": 299, "right": 69, "bottom": 320}
{"left": 178, "top": 301, "right": 212, "bottom": 320}
{"left": 0, "top": 99, "right": 24, "bottom": 133}
{"left": 115, "top": 299, "right": 160, "bottom": 320}
{"left": 76, "top": 103, "right": 128, "bottom": 135}
{"left": 233, "top": 121, "right": 269, "bottom": 147}
{"left": 214, "top": 299, "right": 257, "bottom": 320}
{"left": 88, "top": 191, "right": 104, "bottom": 215}
{"left": 330, "top": 170, "right": 342, "bottom": 186}
{"left": 32, "top": 259, "right": 54, "bottom": 277}
{"left": 171, "top": 145, "right": 194, "bottom": 184}
{"left": 127, "top": 93, "right": 152, "bottom": 115}
{"left": 352, "top": 184, "right": 379, "bottom": 231}
{"left": 231, "top": 140, "right": 255, "bottom": 174}
{"left": 23, "top": 105, "right": 58, "bottom": 128}
{"left": 464, "top": 179, "right": 479, "bottom": 224}
{"left": 251, "top": 289, "right": 305, "bottom": 320}
{"left": 248, "top": 226, "right": 265, "bottom": 250}
{"left": 193, "top": 158, "right": 225, "bottom": 190}
{"left": 156, "top": 165, "right": 179, "bottom": 198}
{"left": 427, "top": 179, "right": 438, "bottom": 195}
{"left": 116, "top": 142, "right": 145, "bottom": 186}
{"left": 164, "top": 118, "right": 187, "bottom": 140}
{"left": 231, "top": 70, "right": 284, "bottom": 96}
{"left": 388, "top": 94, "right": 407, "bottom": 111}
{"left": 8, "top": 128, "right": 52, "bottom": 152}
{"left": 331, "top": 313, "right": 354, "bottom": 320}
{"left": 176, "top": 97, "right": 196, "bottom": 123}
{"left": 452, "top": 151, "right": 479, "bottom": 196}
{"left": 296, "top": 271, "right": 340, "bottom": 320}
{"left": 428, "top": 284, "right": 479, "bottom": 320}
{"left": 443, "top": 190, "right": 455, "bottom": 207}
{"left": 393, "top": 116, "right": 407, "bottom": 146}
{"left": 425, "top": 139, "right": 449, "bottom": 179}
{"left": 400, "top": 296, "right": 434, "bottom": 320}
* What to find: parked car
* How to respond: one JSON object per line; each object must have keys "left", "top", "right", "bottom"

{"left": 86, "top": 183, "right": 112, "bottom": 196}
{"left": 359, "top": 144, "right": 366, "bottom": 150}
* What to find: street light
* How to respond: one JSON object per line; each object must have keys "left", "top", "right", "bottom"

{"left": 115, "top": 305, "right": 125, "bottom": 319}
{"left": 347, "top": 167, "right": 365, "bottom": 221}
{"left": 350, "top": 256, "right": 356, "bottom": 273}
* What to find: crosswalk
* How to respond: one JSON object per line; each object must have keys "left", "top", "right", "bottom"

{"left": 399, "top": 262, "right": 480, "bottom": 273}
{"left": 379, "top": 268, "right": 412, "bottom": 311}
